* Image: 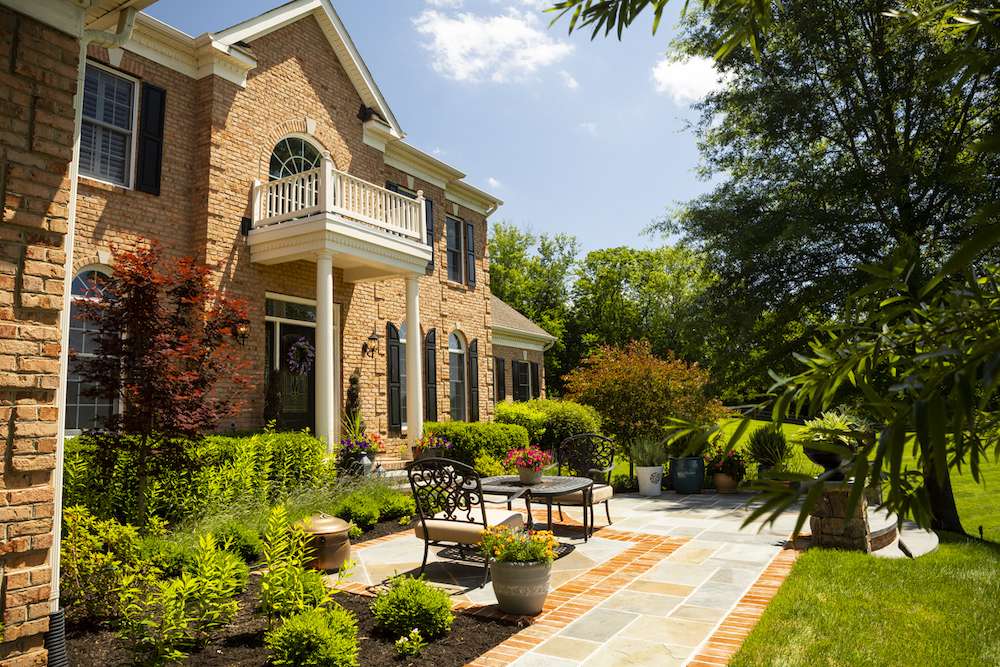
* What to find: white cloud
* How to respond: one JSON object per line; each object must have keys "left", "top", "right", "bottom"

{"left": 487, "top": 176, "right": 503, "bottom": 189}
{"left": 425, "top": 0, "right": 463, "bottom": 7}
{"left": 431, "top": 146, "right": 444, "bottom": 156}
{"left": 413, "top": 9, "right": 574, "bottom": 83}
{"left": 577, "top": 121, "right": 598, "bottom": 136}
{"left": 651, "top": 56, "right": 731, "bottom": 104}
{"left": 559, "top": 70, "right": 579, "bottom": 89}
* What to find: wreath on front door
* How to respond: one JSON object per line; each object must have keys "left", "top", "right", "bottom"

{"left": 287, "top": 337, "right": 315, "bottom": 375}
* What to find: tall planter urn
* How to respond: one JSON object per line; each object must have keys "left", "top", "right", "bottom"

{"left": 490, "top": 561, "right": 552, "bottom": 616}
{"left": 672, "top": 456, "right": 704, "bottom": 494}
{"left": 636, "top": 465, "right": 663, "bottom": 497}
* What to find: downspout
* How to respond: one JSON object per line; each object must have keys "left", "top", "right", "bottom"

{"left": 47, "top": 7, "right": 137, "bottom": 665}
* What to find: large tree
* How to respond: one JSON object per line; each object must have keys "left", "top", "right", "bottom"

{"left": 647, "top": 0, "right": 1000, "bottom": 396}
{"left": 489, "top": 222, "right": 579, "bottom": 393}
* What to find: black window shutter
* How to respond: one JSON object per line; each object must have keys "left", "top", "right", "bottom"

{"left": 425, "top": 198, "right": 435, "bottom": 272}
{"left": 495, "top": 357, "right": 506, "bottom": 401}
{"left": 468, "top": 339, "right": 480, "bottom": 421}
{"left": 530, "top": 361, "right": 541, "bottom": 399}
{"left": 386, "top": 323, "right": 401, "bottom": 436}
{"left": 464, "top": 222, "right": 476, "bottom": 287}
{"left": 136, "top": 83, "right": 166, "bottom": 195}
{"left": 423, "top": 329, "right": 437, "bottom": 422}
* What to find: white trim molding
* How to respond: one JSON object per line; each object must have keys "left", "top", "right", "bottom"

{"left": 492, "top": 327, "right": 556, "bottom": 352}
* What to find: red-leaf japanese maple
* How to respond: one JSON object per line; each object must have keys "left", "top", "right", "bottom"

{"left": 72, "top": 243, "right": 250, "bottom": 523}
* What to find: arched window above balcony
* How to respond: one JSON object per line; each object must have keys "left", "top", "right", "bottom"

{"left": 268, "top": 136, "right": 323, "bottom": 180}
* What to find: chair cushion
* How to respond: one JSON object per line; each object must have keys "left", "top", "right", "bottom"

{"left": 553, "top": 483, "right": 613, "bottom": 505}
{"left": 414, "top": 508, "right": 523, "bottom": 545}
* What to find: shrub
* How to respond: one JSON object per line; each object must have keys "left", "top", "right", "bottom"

{"left": 525, "top": 399, "right": 602, "bottom": 452}
{"left": 424, "top": 421, "right": 529, "bottom": 464}
{"left": 747, "top": 424, "right": 791, "bottom": 469}
{"left": 215, "top": 519, "right": 263, "bottom": 562}
{"left": 260, "top": 505, "right": 331, "bottom": 619}
{"left": 494, "top": 402, "right": 547, "bottom": 444}
{"left": 266, "top": 606, "right": 359, "bottom": 667}
{"left": 395, "top": 628, "right": 428, "bottom": 657}
{"left": 65, "top": 429, "right": 326, "bottom": 525}
{"left": 370, "top": 576, "right": 454, "bottom": 639}
{"left": 139, "top": 535, "right": 195, "bottom": 578}
{"left": 61, "top": 505, "right": 144, "bottom": 624}
{"left": 474, "top": 453, "right": 510, "bottom": 477}
{"left": 611, "top": 473, "right": 638, "bottom": 492}
{"left": 117, "top": 534, "right": 246, "bottom": 664}
{"left": 564, "top": 341, "right": 727, "bottom": 447}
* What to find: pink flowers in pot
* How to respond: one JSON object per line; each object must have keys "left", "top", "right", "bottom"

{"left": 505, "top": 446, "right": 553, "bottom": 472}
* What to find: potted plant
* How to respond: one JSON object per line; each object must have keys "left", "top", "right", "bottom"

{"left": 411, "top": 433, "right": 452, "bottom": 460}
{"left": 800, "top": 409, "right": 873, "bottom": 481}
{"left": 704, "top": 447, "right": 748, "bottom": 493}
{"left": 505, "top": 446, "right": 552, "bottom": 485}
{"left": 746, "top": 424, "right": 791, "bottom": 477}
{"left": 628, "top": 436, "right": 666, "bottom": 497}
{"left": 481, "top": 526, "right": 559, "bottom": 615}
{"left": 669, "top": 430, "right": 711, "bottom": 494}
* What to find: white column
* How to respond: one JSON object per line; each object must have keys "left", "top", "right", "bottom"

{"left": 316, "top": 252, "right": 335, "bottom": 451}
{"left": 405, "top": 275, "right": 423, "bottom": 446}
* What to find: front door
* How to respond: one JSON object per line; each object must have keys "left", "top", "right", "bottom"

{"left": 277, "top": 324, "right": 315, "bottom": 431}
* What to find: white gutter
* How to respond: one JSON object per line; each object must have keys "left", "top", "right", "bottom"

{"left": 50, "top": 5, "right": 138, "bottom": 614}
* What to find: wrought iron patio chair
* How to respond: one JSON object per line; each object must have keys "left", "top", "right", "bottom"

{"left": 554, "top": 433, "right": 615, "bottom": 536}
{"left": 407, "top": 457, "right": 526, "bottom": 586}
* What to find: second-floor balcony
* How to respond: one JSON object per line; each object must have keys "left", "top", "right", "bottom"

{"left": 247, "top": 157, "right": 432, "bottom": 281}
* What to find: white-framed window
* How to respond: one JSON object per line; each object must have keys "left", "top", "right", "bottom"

{"left": 446, "top": 216, "right": 464, "bottom": 283}
{"left": 269, "top": 136, "right": 323, "bottom": 180}
{"left": 448, "top": 331, "right": 468, "bottom": 421}
{"left": 65, "top": 266, "right": 115, "bottom": 433}
{"left": 80, "top": 62, "right": 139, "bottom": 187}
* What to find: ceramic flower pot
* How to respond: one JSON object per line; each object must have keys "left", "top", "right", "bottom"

{"left": 713, "top": 472, "right": 738, "bottom": 494}
{"left": 672, "top": 456, "right": 704, "bottom": 494}
{"left": 636, "top": 465, "right": 663, "bottom": 497}
{"left": 490, "top": 560, "right": 552, "bottom": 616}
{"left": 518, "top": 466, "right": 542, "bottom": 485}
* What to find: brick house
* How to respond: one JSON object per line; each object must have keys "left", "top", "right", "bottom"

{"left": 491, "top": 296, "right": 556, "bottom": 403}
{"left": 0, "top": 0, "right": 559, "bottom": 661}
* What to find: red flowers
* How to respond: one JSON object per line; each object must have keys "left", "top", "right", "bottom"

{"left": 505, "top": 446, "right": 552, "bottom": 472}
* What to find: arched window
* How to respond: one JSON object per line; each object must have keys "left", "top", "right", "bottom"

{"left": 449, "top": 332, "right": 467, "bottom": 421}
{"left": 269, "top": 136, "right": 323, "bottom": 180}
{"left": 66, "top": 267, "right": 115, "bottom": 432}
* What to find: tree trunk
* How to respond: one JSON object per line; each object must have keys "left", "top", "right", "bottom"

{"left": 136, "top": 433, "right": 150, "bottom": 526}
{"left": 924, "top": 463, "right": 964, "bottom": 534}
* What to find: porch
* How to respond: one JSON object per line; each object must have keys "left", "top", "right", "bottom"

{"left": 247, "top": 155, "right": 432, "bottom": 450}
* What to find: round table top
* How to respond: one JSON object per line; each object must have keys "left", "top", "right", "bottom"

{"left": 480, "top": 475, "right": 593, "bottom": 497}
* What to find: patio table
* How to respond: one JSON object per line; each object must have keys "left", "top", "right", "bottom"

{"left": 480, "top": 475, "right": 594, "bottom": 541}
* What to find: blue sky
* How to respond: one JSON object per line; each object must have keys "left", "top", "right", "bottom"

{"left": 146, "top": 0, "right": 726, "bottom": 252}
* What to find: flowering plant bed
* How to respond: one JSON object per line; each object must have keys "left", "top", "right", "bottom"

{"left": 337, "top": 433, "right": 383, "bottom": 471}
{"left": 504, "top": 446, "right": 552, "bottom": 472}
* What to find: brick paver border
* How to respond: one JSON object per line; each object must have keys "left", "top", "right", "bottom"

{"left": 686, "top": 545, "right": 800, "bottom": 667}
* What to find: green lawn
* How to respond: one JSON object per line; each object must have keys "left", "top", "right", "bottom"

{"left": 731, "top": 535, "right": 1000, "bottom": 667}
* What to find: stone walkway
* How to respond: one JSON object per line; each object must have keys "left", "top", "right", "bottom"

{"left": 337, "top": 492, "right": 801, "bottom": 667}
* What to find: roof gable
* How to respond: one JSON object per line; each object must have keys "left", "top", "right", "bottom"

{"left": 491, "top": 296, "right": 555, "bottom": 342}
{"left": 213, "top": 0, "right": 401, "bottom": 138}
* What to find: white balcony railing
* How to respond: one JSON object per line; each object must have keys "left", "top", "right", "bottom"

{"left": 251, "top": 158, "right": 426, "bottom": 243}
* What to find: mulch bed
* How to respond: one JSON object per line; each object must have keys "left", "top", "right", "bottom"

{"left": 66, "top": 520, "right": 522, "bottom": 666}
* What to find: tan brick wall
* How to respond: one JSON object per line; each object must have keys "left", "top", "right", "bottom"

{"left": 0, "top": 6, "right": 79, "bottom": 664}
{"left": 71, "top": 15, "right": 497, "bottom": 441}
{"left": 492, "top": 343, "right": 546, "bottom": 401}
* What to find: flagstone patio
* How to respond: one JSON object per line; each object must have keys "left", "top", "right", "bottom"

{"left": 336, "top": 492, "right": 801, "bottom": 667}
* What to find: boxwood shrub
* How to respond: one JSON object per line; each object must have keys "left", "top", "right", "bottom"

{"left": 494, "top": 402, "right": 547, "bottom": 444}
{"left": 526, "top": 399, "right": 602, "bottom": 453}
{"left": 423, "top": 421, "right": 529, "bottom": 464}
